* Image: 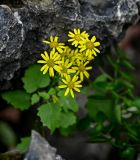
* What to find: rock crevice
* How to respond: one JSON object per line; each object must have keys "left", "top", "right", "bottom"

{"left": 0, "top": 0, "right": 139, "bottom": 88}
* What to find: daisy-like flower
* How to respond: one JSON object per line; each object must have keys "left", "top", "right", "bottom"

{"left": 74, "top": 51, "right": 94, "bottom": 63}
{"left": 59, "top": 58, "right": 76, "bottom": 77}
{"left": 79, "top": 36, "right": 100, "bottom": 57}
{"left": 37, "top": 50, "right": 62, "bottom": 77}
{"left": 72, "top": 61, "right": 92, "bottom": 81}
{"left": 59, "top": 75, "right": 82, "bottom": 98}
{"left": 60, "top": 46, "right": 71, "bottom": 58}
{"left": 43, "top": 36, "right": 65, "bottom": 53}
{"left": 68, "top": 28, "right": 89, "bottom": 47}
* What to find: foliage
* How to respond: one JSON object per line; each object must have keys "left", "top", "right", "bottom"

{"left": 0, "top": 121, "right": 17, "bottom": 147}
{"left": 38, "top": 29, "right": 101, "bottom": 97}
{"left": 1, "top": 28, "right": 140, "bottom": 159}
{"left": 16, "top": 137, "right": 31, "bottom": 153}
{"left": 2, "top": 90, "right": 30, "bottom": 110}
{"left": 1, "top": 63, "right": 78, "bottom": 134}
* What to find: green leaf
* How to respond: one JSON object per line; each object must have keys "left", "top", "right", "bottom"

{"left": 123, "top": 60, "right": 135, "bottom": 70}
{"left": 37, "top": 103, "right": 61, "bottom": 133}
{"left": 58, "top": 91, "right": 79, "bottom": 112}
{"left": 48, "top": 88, "right": 56, "bottom": 95}
{"left": 2, "top": 90, "right": 31, "bottom": 110}
{"left": 94, "top": 74, "right": 108, "bottom": 83}
{"left": 114, "top": 105, "right": 121, "bottom": 124}
{"left": 60, "top": 112, "right": 76, "bottom": 128}
{"left": 0, "top": 122, "right": 17, "bottom": 147}
{"left": 22, "top": 64, "right": 50, "bottom": 93}
{"left": 16, "top": 137, "right": 30, "bottom": 153}
{"left": 31, "top": 93, "right": 40, "bottom": 105}
{"left": 86, "top": 95, "right": 113, "bottom": 120}
{"left": 77, "top": 116, "right": 91, "bottom": 131}
{"left": 59, "top": 125, "right": 76, "bottom": 136}
{"left": 132, "top": 99, "right": 140, "bottom": 111}
{"left": 38, "top": 91, "right": 50, "bottom": 100}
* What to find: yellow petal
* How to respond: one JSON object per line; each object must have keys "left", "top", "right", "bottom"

{"left": 43, "top": 40, "right": 50, "bottom": 44}
{"left": 41, "top": 54, "right": 48, "bottom": 61}
{"left": 65, "top": 75, "right": 71, "bottom": 82}
{"left": 40, "top": 64, "right": 48, "bottom": 71}
{"left": 42, "top": 66, "right": 49, "bottom": 74}
{"left": 68, "top": 39, "right": 74, "bottom": 42}
{"left": 72, "top": 41, "right": 76, "bottom": 46}
{"left": 72, "top": 75, "right": 78, "bottom": 82}
{"left": 44, "top": 51, "right": 49, "bottom": 59}
{"left": 50, "top": 36, "right": 53, "bottom": 42}
{"left": 94, "top": 48, "right": 100, "bottom": 53}
{"left": 57, "top": 47, "right": 63, "bottom": 53}
{"left": 92, "top": 50, "right": 97, "bottom": 56}
{"left": 70, "top": 89, "right": 74, "bottom": 98}
{"left": 58, "top": 85, "right": 67, "bottom": 88}
{"left": 65, "top": 88, "right": 70, "bottom": 96}
{"left": 74, "top": 87, "right": 80, "bottom": 92}
{"left": 74, "top": 28, "right": 77, "bottom": 34}
{"left": 84, "top": 61, "right": 89, "bottom": 66}
{"left": 80, "top": 72, "right": 84, "bottom": 81}
{"left": 37, "top": 60, "right": 46, "bottom": 63}
{"left": 85, "top": 66, "right": 92, "bottom": 70}
{"left": 91, "top": 36, "right": 96, "bottom": 42}
{"left": 80, "top": 47, "right": 86, "bottom": 52}
{"left": 94, "top": 42, "right": 100, "bottom": 46}
{"left": 49, "top": 67, "right": 54, "bottom": 77}
{"left": 54, "top": 65, "right": 61, "bottom": 73}
{"left": 84, "top": 71, "right": 89, "bottom": 79}
{"left": 62, "top": 79, "right": 68, "bottom": 84}
{"left": 77, "top": 28, "right": 80, "bottom": 34}
{"left": 54, "top": 36, "right": 58, "bottom": 42}
{"left": 75, "top": 84, "right": 82, "bottom": 88}
{"left": 68, "top": 32, "right": 74, "bottom": 36}
{"left": 74, "top": 81, "right": 82, "bottom": 85}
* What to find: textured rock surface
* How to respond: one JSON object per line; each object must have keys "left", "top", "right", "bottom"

{"left": 0, "top": 0, "right": 139, "bottom": 88}
{"left": 24, "top": 130, "right": 64, "bottom": 160}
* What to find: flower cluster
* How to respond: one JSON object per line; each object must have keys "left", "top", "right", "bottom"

{"left": 37, "top": 28, "right": 101, "bottom": 98}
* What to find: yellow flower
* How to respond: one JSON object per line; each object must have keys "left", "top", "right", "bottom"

{"left": 43, "top": 36, "right": 65, "bottom": 53}
{"left": 59, "top": 58, "right": 75, "bottom": 77}
{"left": 60, "top": 46, "right": 71, "bottom": 58}
{"left": 59, "top": 75, "right": 82, "bottom": 98}
{"left": 74, "top": 51, "right": 94, "bottom": 63}
{"left": 68, "top": 28, "right": 89, "bottom": 47}
{"left": 37, "top": 50, "right": 62, "bottom": 77}
{"left": 72, "top": 61, "right": 92, "bottom": 81}
{"left": 79, "top": 36, "right": 100, "bottom": 57}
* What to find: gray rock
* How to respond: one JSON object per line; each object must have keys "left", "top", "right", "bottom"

{"left": 0, "top": 0, "right": 139, "bottom": 87}
{"left": 24, "top": 130, "right": 64, "bottom": 160}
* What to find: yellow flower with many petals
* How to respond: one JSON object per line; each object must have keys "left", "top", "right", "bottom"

{"left": 59, "top": 58, "right": 76, "bottom": 77}
{"left": 60, "top": 46, "right": 71, "bottom": 58}
{"left": 79, "top": 36, "right": 100, "bottom": 57}
{"left": 43, "top": 36, "right": 65, "bottom": 53}
{"left": 68, "top": 28, "right": 89, "bottom": 47}
{"left": 72, "top": 61, "right": 92, "bottom": 81}
{"left": 59, "top": 75, "right": 82, "bottom": 98}
{"left": 37, "top": 50, "right": 61, "bottom": 77}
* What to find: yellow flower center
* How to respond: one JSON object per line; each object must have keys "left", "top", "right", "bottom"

{"left": 68, "top": 81, "right": 74, "bottom": 89}
{"left": 61, "top": 52, "right": 67, "bottom": 57}
{"left": 50, "top": 42, "right": 58, "bottom": 48}
{"left": 86, "top": 41, "right": 94, "bottom": 50}
{"left": 74, "top": 34, "right": 81, "bottom": 41}
{"left": 78, "top": 64, "right": 85, "bottom": 72}
{"left": 47, "top": 59, "right": 54, "bottom": 67}
{"left": 62, "top": 66, "right": 67, "bottom": 73}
